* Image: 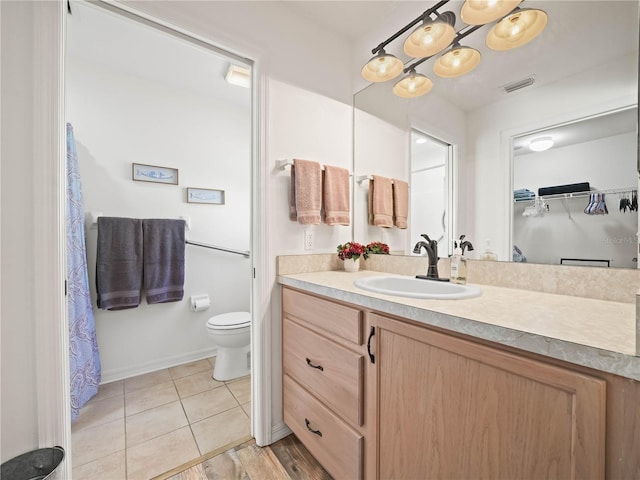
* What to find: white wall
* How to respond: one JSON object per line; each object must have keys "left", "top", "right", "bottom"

{"left": 0, "top": 0, "right": 356, "bottom": 458}
{"left": 513, "top": 132, "right": 637, "bottom": 267}
{"left": 128, "top": 0, "right": 354, "bottom": 105}
{"left": 465, "top": 52, "right": 638, "bottom": 260}
{"left": 1, "top": 0, "right": 41, "bottom": 461}
{"left": 267, "top": 79, "right": 352, "bottom": 431}
{"left": 67, "top": 55, "right": 251, "bottom": 381}
{"left": 124, "top": 0, "right": 357, "bottom": 441}
{"left": 353, "top": 109, "right": 409, "bottom": 250}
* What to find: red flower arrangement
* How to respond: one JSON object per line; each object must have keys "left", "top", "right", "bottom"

{"left": 337, "top": 242, "right": 368, "bottom": 261}
{"left": 366, "top": 241, "right": 390, "bottom": 254}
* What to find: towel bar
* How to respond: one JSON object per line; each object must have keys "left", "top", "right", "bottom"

{"left": 275, "top": 159, "right": 353, "bottom": 176}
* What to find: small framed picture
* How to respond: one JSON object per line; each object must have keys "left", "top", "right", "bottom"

{"left": 187, "top": 187, "right": 225, "bottom": 205}
{"left": 132, "top": 163, "right": 179, "bottom": 185}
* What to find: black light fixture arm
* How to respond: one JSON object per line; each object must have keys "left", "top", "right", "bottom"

{"left": 402, "top": 23, "right": 484, "bottom": 73}
{"left": 371, "top": 0, "right": 450, "bottom": 55}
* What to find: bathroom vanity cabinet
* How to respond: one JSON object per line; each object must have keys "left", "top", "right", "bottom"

{"left": 282, "top": 287, "right": 374, "bottom": 479}
{"left": 371, "top": 312, "right": 605, "bottom": 479}
{"left": 281, "top": 285, "right": 640, "bottom": 480}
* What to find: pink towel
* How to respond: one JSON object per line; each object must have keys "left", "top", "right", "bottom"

{"left": 368, "top": 175, "right": 393, "bottom": 228}
{"left": 292, "top": 159, "right": 322, "bottom": 225}
{"left": 323, "top": 165, "right": 350, "bottom": 226}
{"left": 289, "top": 165, "right": 298, "bottom": 221}
{"left": 392, "top": 179, "right": 409, "bottom": 229}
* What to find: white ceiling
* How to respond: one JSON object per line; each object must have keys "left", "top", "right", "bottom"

{"left": 68, "top": 1, "right": 638, "bottom": 113}
{"left": 284, "top": 0, "right": 639, "bottom": 112}
{"left": 287, "top": 0, "right": 638, "bottom": 154}
{"left": 283, "top": 1, "right": 407, "bottom": 41}
{"left": 66, "top": 1, "right": 252, "bottom": 108}
{"left": 67, "top": 1, "right": 637, "bottom": 152}
{"left": 512, "top": 107, "right": 638, "bottom": 155}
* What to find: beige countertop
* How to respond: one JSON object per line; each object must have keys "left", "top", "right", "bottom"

{"left": 278, "top": 270, "right": 640, "bottom": 381}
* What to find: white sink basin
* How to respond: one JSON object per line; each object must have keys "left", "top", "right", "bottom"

{"left": 354, "top": 276, "right": 482, "bottom": 300}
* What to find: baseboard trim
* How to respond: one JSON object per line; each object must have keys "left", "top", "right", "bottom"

{"left": 269, "top": 422, "right": 292, "bottom": 445}
{"left": 100, "top": 346, "right": 218, "bottom": 383}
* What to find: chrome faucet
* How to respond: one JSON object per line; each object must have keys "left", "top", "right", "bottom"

{"left": 413, "top": 234, "right": 442, "bottom": 280}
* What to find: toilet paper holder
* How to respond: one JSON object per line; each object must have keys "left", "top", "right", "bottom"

{"left": 190, "top": 294, "right": 210, "bottom": 312}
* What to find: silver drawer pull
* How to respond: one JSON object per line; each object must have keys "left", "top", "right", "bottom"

{"left": 305, "top": 357, "right": 324, "bottom": 371}
{"left": 305, "top": 418, "right": 322, "bottom": 437}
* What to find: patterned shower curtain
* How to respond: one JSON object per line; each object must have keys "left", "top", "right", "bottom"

{"left": 67, "top": 123, "right": 101, "bottom": 421}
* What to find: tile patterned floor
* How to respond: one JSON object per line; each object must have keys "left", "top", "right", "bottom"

{"left": 71, "top": 357, "right": 251, "bottom": 480}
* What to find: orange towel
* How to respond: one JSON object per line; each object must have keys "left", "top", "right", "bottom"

{"left": 368, "top": 175, "right": 393, "bottom": 228}
{"left": 323, "top": 165, "right": 350, "bottom": 226}
{"left": 392, "top": 179, "right": 409, "bottom": 229}
{"left": 293, "top": 159, "right": 322, "bottom": 225}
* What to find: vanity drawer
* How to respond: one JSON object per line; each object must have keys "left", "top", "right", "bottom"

{"left": 282, "top": 288, "right": 363, "bottom": 345}
{"left": 283, "top": 374, "right": 363, "bottom": 480}
{"left": 283, "top": 318, "right": 364, "bottom": 426}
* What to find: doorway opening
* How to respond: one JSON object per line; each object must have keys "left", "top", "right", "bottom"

{"left": 65, "top": 2, "right": 254, "bottom": 476}
{"left": 410, "top": 129, "right": 453, "bottom": 257}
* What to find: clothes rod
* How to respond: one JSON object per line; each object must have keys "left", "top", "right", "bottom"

{"left": 186, "top": 240, "right": 250, "bottom": 258}
{"left": 514, "top": 186, "right": 638, "bottom": 203}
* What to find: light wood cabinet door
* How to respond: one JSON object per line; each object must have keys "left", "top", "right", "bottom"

{"left": 283, "top": 318, "right": 364, "bottom": 425}
{"left": 284, "top": 375, "right": 364, "bottom": 480}
{"left": 282, "top": 288, "right": 363, "bottom": 345}
{"left": 371, "top": 313, "right": 606, "bottom": 480}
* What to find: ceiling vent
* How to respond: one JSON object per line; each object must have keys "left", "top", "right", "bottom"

{"left": 503, "top": 76, "right": 536, "bottom": 93}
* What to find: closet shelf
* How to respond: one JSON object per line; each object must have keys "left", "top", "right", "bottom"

{"left": 514, "top": 186, "right": 637, "bottom": 203}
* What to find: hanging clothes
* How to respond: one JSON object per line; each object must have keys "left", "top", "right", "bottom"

{"left": 67, "top": 123, "right": 101, "bottom": 421}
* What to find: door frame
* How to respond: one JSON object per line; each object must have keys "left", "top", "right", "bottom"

{"left": 37, "top": 2, "right": 269, "bottom": 476}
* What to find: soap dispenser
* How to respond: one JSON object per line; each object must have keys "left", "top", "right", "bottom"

{"left": 450, "top": 241, "right": 466, "bottom": 284}
{"left": 481, "top": 239, "right": 498, "bottom": 261}
{"left": 451, "top": 235, "right": 473, "bottom": 284}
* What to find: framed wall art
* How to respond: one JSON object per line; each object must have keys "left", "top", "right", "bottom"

{"left": 132, "top": 163, "right": 179, "bottom": 185}
{"left": 187, "top": 187, "right": 225, "bottom": 205}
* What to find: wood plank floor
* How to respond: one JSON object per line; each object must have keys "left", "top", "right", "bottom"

{"left": 159, "top": 435, "right": 332, "bottom": 480}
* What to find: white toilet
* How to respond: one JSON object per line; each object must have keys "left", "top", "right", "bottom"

{"left": 206, "top": 311, "right": 251, "bottom": 381}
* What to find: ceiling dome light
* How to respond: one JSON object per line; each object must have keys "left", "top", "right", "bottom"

{"left": 404, "top": 11, "right": 457, "bottom": 58}
{"left": 529, "top": 136, "right": 554, "bottom": 152}
{"left": 361, "top": 49, "right": 405, "bottom": 82}
{"left": 461, "top": 0, "right": 522, "bottom": 25}
{"left": 393, "top": 69, "right": 433, "bottom": 98}
{"left": 486, "top": 7, "right": 548, "bottom": 50}
{"left": 434, "top": 44, "right": 481, "bottom": 78}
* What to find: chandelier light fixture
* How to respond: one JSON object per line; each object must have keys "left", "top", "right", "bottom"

{"left": 362, "top": 0, "right": 548, "bottom": 99}
{"left": 486, "top": 7, "right": 548, "bottom": 50}
{"left": 403, "top": 11, "right": 457, "bottom": 58}
{"left": 393, "top": 68, "right": 434, "bottom": 98}
{"left": 433, "top": 43, "right": 482, "bottom": 78}
{"left": 361, "top": 49, "right": 405, "bottom": 82}
{"left": 460, "top": 0, "right": 523, "bottom": 25}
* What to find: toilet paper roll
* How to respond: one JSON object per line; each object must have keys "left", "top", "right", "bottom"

{"left": 190, "top": 295, "right": 210, "bottom": 312}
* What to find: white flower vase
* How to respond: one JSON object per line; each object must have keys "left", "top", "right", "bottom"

{"left": 343, "top": 259, "right": 360, "bottom": 272}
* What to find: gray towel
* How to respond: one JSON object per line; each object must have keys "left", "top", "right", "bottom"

{"left": 142, "top": 219, "right": 185, "bottom": 304}
{"left": 96, "top": 217, "right": 143, "bottom": 310}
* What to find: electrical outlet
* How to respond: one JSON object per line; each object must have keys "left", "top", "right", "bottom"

{"left": 304, "top": 228, "right": 315, "bottom": 250}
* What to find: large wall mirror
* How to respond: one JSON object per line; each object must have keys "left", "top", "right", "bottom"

{"left": 353, "top": 0, "right": 639, "bottom": 269}
{"left": 512, "top": 107, "right": 638, "bottom": 268}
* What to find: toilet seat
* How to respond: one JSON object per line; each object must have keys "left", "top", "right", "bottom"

{"left": 207, "top": 312, "right": 250, "bottom": 330}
